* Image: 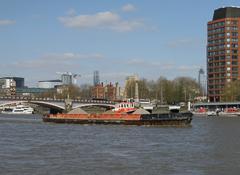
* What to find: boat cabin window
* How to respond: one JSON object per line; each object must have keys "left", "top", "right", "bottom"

{"left": 117, "top": 102, "right": 135, "bottom": 109}
{"left": 14, "top": 109, "right": 24, "bottom": 112}
{"left": 4, "top": 108, "right": 12, "bottom": 112}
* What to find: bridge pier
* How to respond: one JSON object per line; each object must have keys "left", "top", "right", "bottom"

{"left": 65, "top": 99, "right": 73, "bottom": 113}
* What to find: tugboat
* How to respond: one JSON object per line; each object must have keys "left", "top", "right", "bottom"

{"left": 43, "top": 101, "right": 192, "bottom": 126}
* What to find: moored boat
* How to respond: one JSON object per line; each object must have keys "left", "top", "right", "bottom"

{"left": 1, "top": 105, "right": 34, "bottom": 114}
{"left": 43, "top": 112, "right": 192, "bottom": 126}
{"left": 42, "top": 100, "right": 192, "bottom": 126}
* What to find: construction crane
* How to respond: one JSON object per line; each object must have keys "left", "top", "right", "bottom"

{"left": 72, "top": 74, "right": 81, "bottom": 84}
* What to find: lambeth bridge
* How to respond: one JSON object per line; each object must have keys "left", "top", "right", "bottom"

{"left": 0, "top": 96, "right": 116, "bottom": 114}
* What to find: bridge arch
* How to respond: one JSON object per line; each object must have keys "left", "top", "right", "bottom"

{"left": 30, "top": 101, "right": 64, "bottom": 114}
{"left": 0, "top": 101, "right": 26, "bottom": 107}
{"left": 73, "top": 103, "right": 115, "bottom": 109}
{"left": 0, "top": 101, "right": 65, "bottom": 114}
{"left": 0, "top": 98, "right": 116, "bottom": 114}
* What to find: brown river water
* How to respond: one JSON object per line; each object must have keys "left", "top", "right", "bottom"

{"left": 0, "top": 114, "right": 240, "bottom": 175}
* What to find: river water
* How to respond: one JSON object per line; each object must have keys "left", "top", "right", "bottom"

{"left": 0, "top": 114, "right": 240, "bottom": 175}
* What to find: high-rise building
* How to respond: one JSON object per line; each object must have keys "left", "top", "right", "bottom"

{"left": 198, "top": 68, "right": 207, "bottom": 96}
{"left": 0, "top": 77, "right": 24, "bottom": 88}
{"left": 207, "top": 7, "right": 240, "bottom": 102}
{"left": 56, "top": 72, "right": 80, "bottom": 85}
{"left": 61, "top": 73, "right": 72, "bottom": 85}
{"left": 93, "top": 71, "right": 100, "bottom": 86}
{"left": 0, "top": 78, "right": 16, "bottom": 96}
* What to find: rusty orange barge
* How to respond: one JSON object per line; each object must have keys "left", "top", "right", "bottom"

{"left": 42, "top": 112, "right": 193, "bottom": 126}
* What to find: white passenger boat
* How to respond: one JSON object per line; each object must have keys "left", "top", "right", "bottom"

{"left": 1, "top": 105, "right": 34, "bottom": 114}
{"left": 169, "top": 105, "right": 181, "bottom": 113}
{"left": 207, "top": 111, "right": 217, "bottom": 116}
{"left": 139, "top": 99, "right": 154, "bottom": 112}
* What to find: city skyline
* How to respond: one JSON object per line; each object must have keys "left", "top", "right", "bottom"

{"left": 0, "top": 0, "right": 239, "bottom": 87}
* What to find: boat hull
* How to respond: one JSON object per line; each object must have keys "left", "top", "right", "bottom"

{"left": 1, "top": 111, "right": 33, "bottom": 114}
{"left": 43, "top": 112, "right": 192, "bottom": 126}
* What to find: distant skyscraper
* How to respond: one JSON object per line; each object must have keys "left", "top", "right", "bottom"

{"left": 61, "top": 73, "right": 72, "bottom": 85}
{"left": 207, "top": 7, "right": 240, "bottom": 102}
{"left": 198, "top": 68, "right": 206, "bottom": 96}
{"left": 93, "top": 71, "right": 100, "bottom": 86}
{"left": 56, "top": 72, "right": 80, "bottom": 85}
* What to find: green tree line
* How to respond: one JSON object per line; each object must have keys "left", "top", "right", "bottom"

{"left": 124, "top": 76, "right": 201, "bottom": 104}
{"left": 35, "top": 77, "right": 240, "bottom": 103}
{"left": 36, "top": 76, "right": 206, "bottom": 104}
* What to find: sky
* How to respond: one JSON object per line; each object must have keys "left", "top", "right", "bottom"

{"left": 0, "top": 0, "right": 240, "bottom": 87}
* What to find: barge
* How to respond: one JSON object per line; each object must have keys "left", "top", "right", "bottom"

{"left": 42, "top": 112, "right": 192, "bottom": 126}
{"left": 42, "top": 101, "right": 192, "bottom": 126}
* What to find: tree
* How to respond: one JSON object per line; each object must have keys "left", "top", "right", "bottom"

{"left": 56, "top": 85, "right": 81, "bottom": 99}
{"left": 37, "top": 89, "right": 56, "bottom": 98}
{"left": 146, "top": 80, "right": 158, "bottom": 100}
{"left": 173, "top": 77, "right": 200, "bottom": 102}
{"left": 124, "top": 79, "right": 136, "bottom": 98}
{"left": 155, "top": 76, "right": 170, "bottom": 103}
{"left": 80, "top": 84, "right": 93, "bottom": 99}
{"left": 222, "top": 80, "right": 240, "bottom": 101}
{"left": 35, "top": 76, "right": 201, "bottom": 104}
{"left": 124, "top": 78, "right": 150, "bottom": 99}
{"left": 138, "top": 79, "right": 150, "bottom": 99}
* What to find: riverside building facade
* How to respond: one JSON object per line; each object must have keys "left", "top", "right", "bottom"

{"left": 207, "top": 7, "right": 240, "bottom": 102}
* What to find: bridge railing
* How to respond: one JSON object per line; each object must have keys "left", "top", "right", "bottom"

{"left": 0, "top": 96, "right": 115, "bottom": 104}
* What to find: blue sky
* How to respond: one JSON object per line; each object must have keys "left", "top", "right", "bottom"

{"left": 0, "top": 0, "right": 239, "bottom": 87}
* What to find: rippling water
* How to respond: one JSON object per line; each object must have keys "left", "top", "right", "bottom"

{"left": 0, "top": 114, "right": 240, "bottom": 175}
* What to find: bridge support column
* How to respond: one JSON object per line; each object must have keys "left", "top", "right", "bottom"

{"left": 65, "top": 99, "right": 73, "bottom": 113}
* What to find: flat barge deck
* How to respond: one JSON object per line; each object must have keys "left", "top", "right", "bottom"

{"left": 43, "top": 112, "right": 193, "bottom": 126}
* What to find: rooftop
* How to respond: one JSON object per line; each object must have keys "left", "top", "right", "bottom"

{"left": 38, "top": 80, "right": 62, "bottom": 83}
{"left": 213, "top": 6, "right": 240, "bottom": 20}
{"left": 0, "top": 77, "right": 24, "bottom": 79}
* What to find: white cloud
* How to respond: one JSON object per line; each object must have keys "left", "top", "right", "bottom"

{"left": 127, "top": 59, "right": 146, "bottom": 65}
{"left": 122, "top": 4, "right": 136, "bottom": 12}
{"left": 58, "top": 11, "right": 143, "bottom": 32}
{"left": 42, "top": 52, "right": 104, "bottom": 61}
{"left": 66, "top": 8, "right": 77, "bottom": 16}
{"left": 126, "top": 58, "right": 173, "bottom": 68}
{"left": 177, "top": 65, "right": 200, "bottom": 71}
{"left": 11, "top": 52, "right": 105, "bottom": 69}
{"left": 1, "top": 53, "right": 203, "bottom": 87}
{"left": 59, "top": 11, "right": 119, "bottom": 28}
{"left": 82, "top": 72, "right": 130, "bottom": 80}
{"left": 126, "top": 58, "right": 201, "bottom": 74}
{"left": 167, "top": 38, "right": 201, "bottom": 48}
{"left": 111, "top": 20, "right": 143, "bottom": 32}
{"left": 0, "top": 19, "right": 15, "bottom": 26}
{"left": 1, "top": 52, "right": 106, "bottom": 86}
